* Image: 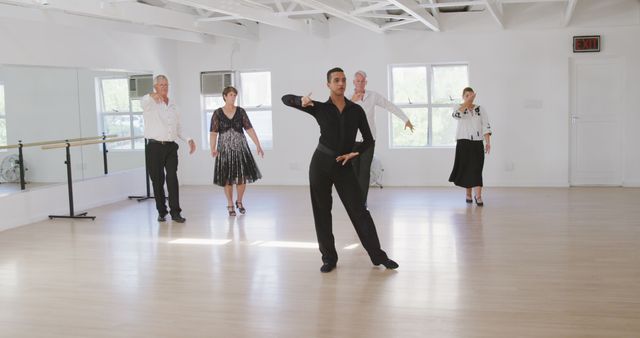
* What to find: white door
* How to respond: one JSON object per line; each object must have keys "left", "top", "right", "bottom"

{"left": 570, "top": 57, "right": 624, "bottom": 186}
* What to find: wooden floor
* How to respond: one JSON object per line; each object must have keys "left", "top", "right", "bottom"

{"left": 0, "top": 186, "right": 639, "bottom": 337}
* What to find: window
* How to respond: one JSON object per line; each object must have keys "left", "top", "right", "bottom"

{"left": 97, "top": 75, "right": 152, "bottom": 150}
{"left": 389, "top": 64, "right": 469, "bottom": 147}
{"left": 0, "top": 83, "right": 6, "bottom": 148}
{"left": 202, "top": 70, "right": 273, "bottom": 149}
{"left": 238, "top": 71, "right": 272, "bottom": 149}
{"left": 202, "top": 71, "right": 232, "bottom": 148}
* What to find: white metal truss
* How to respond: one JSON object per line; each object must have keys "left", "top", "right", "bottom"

{"left": 0, "top": 0, "right": 593, "bottom": 42}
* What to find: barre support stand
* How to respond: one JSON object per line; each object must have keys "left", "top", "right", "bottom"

{"left": 102, "top": 133, "right": 109, "bottom": 175}
{"left": 18, "top": 141, "right": 26, "bottom": 190}
{"left": 128, "top": 138, "right": 154, "bottom": 202}
{"left": 49, "top": 142, "right": 96, "bottom": 220}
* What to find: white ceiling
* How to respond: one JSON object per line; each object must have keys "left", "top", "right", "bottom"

{"left": 0, "top": 0, "right": 635, "bottom": 43}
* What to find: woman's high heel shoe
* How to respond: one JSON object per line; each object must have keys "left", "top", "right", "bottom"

{"left": 235, "top": 201, "right": 246, "bottom": 214}
{"left": 227, "top": 205, "right": 236, "bottom": 216}
{"left": 474, "top": 196, "right": 484, "bottom": 207}
{"left": 466, "top": 196, "right": 473, "bottom": 203}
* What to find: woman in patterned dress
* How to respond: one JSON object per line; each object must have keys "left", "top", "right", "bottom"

{"left": 210, "top": 86, "right": 264, "bottom": 216}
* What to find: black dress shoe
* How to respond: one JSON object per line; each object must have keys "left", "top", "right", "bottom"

{"left": 157, "top": 214, "right": 166, "bottom": 222}
{"left": 171, "top": 214, "right": 186, "bottom": 223}
{"left": 474, "top": 196, "right": 484, "bottom": 207}
{"left": 376, "top": 259, "right": 399, "bottom": 270}
{"left": 320, "top": 263, "right": 336, "bottom": 273}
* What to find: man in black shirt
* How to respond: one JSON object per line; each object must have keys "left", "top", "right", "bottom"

{"left": 282, "top": 67, "right": 398, "bottom": 273}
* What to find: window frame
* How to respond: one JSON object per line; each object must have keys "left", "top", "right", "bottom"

{"left": 202, "top": 69, "right": 273, "bottom": 150}
{"left": 0, "top": 82, "right": 7, "bottom": 149}
{"left": 97, "top": 76, "right": 144, "bottom": 151}
{"left": 388, "top": 62, "right": 469, "bottom": 149}
{"left": 237, "top": 70, "right": 273, "bottom": 150}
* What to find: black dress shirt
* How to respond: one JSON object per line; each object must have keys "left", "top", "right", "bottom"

{"left": 282, "top": 95, "right": 374, "bottom": 155}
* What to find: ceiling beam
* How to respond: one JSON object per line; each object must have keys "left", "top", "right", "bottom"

{"left": 381, "top": 18, "right": 418, "bottom": 31}
{"left": 563, "top": 0, "right": 578, "bottom": 26}
{"left": 427, "top": 0, "right": 440, "bottom": 22}
{"left": 350, "top": 2, "right": 391, "bottom": 15}
{"left": 388, "top": 0, "right": 439, "bottom": 31}
{"left": 484, "top": 0, "right": 504, "bottom": 28}
{"left": 418, "top": 1, "right": 479, "bottom": 9}
{"left": 276, "top": 9, "right": 325, "bottom": 16}
{"left": 0, "top": 3, "right": 217, "bottom": 44}
{"left": 273, "top": 0, "right": 285, "bottom": 12}
{"left": 0, "top": 0, "right": 258, "bottom": 40}
{"left": 499, "top": 0, "right": 565, "bottom": 3}
{"left": 163, "top": 0, "right": 307, "bottom": 31}
{"left": 290, "top": 0, "right": 384, "bottom": 33}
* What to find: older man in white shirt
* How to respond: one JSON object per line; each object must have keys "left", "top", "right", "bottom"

{"left": 351, "top": 70, "right": 414, "bottom": 206}
{"left": 142, "top": 74, "right": 196, "bottom": 223}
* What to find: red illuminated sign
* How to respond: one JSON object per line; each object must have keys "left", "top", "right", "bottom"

{"left": 573, "top": 35, "right": 600, "bottom": 53}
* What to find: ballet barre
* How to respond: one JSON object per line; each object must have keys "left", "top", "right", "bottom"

{"left": 0, "top": 134, "right": 117, "bottom": 190}
{"left": 42, "top": 136, "right": 143, "bottom": 220}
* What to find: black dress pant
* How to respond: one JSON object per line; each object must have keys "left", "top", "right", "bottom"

{"left": 352, "top": 141, "right": 375, "bottom": 205}
{"left": 309, "top": 149, "right": 388, "bottom": 265}
{"left": 147, "top": 141, "right": 181, "bottom": 217}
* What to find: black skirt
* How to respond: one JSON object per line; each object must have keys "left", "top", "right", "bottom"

{"left": 449, "top": 139, "right": 484, "bottom": 188}
{"left": 213, "top": 130, "right": 262, "bottom": 187}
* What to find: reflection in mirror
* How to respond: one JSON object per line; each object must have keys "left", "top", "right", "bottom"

{"left": 0, "top": 82, "right": 6, "bottom": 147}
{"left": 0, "top": 65, "right": 83, "bottom": 194}
{"left": 0, "top": 65, "right": 151, "bottom": 195}
{"left": 79, "top": 70, "right": 151, "bottom": 180}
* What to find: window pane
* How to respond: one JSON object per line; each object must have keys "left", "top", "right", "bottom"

{"left": 240, "top": 72, "right": 272, "bottom": 107}
{"left": 131, "top": 99, "right": 142, "bottom": 113}
{"left": 102, "top": 78, "right": 130, "bottom": 112}
{"left": 391, "top": 67, "right": 427, "bottom": 104}
{"left": 205, "top": 96, "right": 224, "bottom": 110}
{"left": 206, "top": 111, "right": 213, "bottom": 147}
{"left": 0, "top": 85, "right": 5, "bottom": 147}
{"left": 133, "top": 115, "right": 144, "bottom": 149}
{"left": 432, "top": 107, "right": 457, "bottom": 146}
{"left": 245, "top": 110, "right": 273, "bottom": 149}
{"left": 0, "top": 84, "right": 5, "bottom": 115}
{"left": 103, "top": 115, "right": 131, "bottom": 150}
{"left": 391, "top": 107, "right": 428, "bottom": 147}
{"left": 0, "top": 118, "right": 6, "bottom": 147}
{"left": 431, "top": 65, "right": 468, "bottom": 104}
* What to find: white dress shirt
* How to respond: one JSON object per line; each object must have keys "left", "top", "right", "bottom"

{"left": 353, "top": 90, "right": 409, "bottom": 141}
{"left": 141, "top": 94, "right": 191, "bottom": 143}
{"left": 452, "top": 105, "right": 492, "bottom": 141}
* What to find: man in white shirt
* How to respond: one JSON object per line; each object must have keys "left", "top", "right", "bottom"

{"left": 142, "top": 75, "right": 196, "bottom": 223}
{"left": 351, "top": 70, "right": 414, "bottom": 206}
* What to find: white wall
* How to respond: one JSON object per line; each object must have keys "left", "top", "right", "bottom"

{"left": 174, "top": 0, "right": 640, "bottom": 187}
{"left": 0, "top": 17, "right": 177, "bottom": 74}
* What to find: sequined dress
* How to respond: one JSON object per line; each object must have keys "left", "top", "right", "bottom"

{"left": 210, "top": 107, "right": 262, "bottom": 186}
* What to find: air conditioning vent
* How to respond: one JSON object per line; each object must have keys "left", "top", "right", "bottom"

{"left": 129, "top": 74, "right": 153, "bottom": 98}
{"left": 201, "top": 71, "right": 234, "bottom": 95}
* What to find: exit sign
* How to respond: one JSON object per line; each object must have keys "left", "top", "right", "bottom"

{"left": 573, "top": 35, "right": 601, "bottom": 53}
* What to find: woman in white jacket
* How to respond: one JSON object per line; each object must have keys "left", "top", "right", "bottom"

{"left": 448, "top": 87, "right": 492, "bottom": 206}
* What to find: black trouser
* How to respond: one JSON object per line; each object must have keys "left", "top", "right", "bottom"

{"left": 309, "top": 147, "right": 388, "bottom": 265}
{"left": 147, "top": 141, "right": 181, "bottom": 217}
{"left": 352, "top": 141, "right": 375, "bottom": 205}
